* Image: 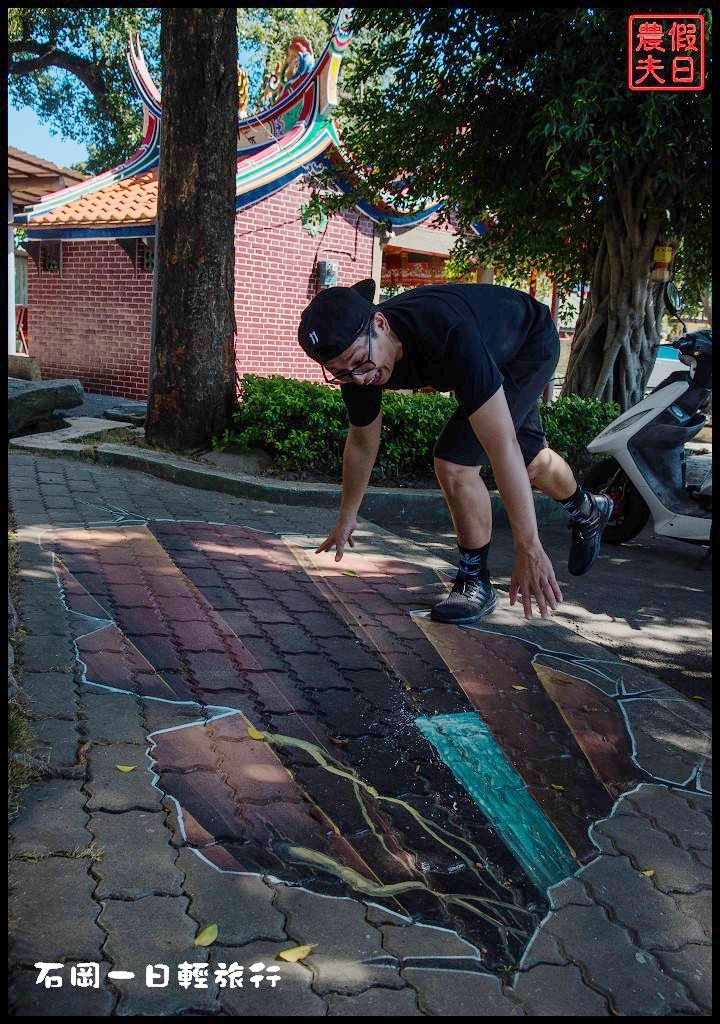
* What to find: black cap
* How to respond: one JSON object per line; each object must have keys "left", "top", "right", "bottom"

{"left": 298, "top": 279, "right": 376, "bottom": 364}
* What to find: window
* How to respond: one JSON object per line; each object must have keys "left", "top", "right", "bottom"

{"left": 40, "top": 241, "right": 62, "bottom": 274}
{"left": 140, "top": 239, "right": 155, "bottom": 272}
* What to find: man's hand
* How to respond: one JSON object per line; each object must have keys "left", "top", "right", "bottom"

{"left": 509, "top": 543, "right": 563, "bottom": 620}
{"left": 315, "top": 516, "right": 358, "bottom": 562}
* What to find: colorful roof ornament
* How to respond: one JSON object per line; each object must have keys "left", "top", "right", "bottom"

{"left": 14, "top": 8, "right": 484, "bottom": 239}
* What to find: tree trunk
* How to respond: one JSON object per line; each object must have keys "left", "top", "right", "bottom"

{"left": 146, "top": 8, "right": 237, "bottom": 451}
{"left": 561, "top": 173, "right": 669, "bottom": 411}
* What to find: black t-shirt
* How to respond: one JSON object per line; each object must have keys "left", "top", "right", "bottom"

{"left": 341, "top": 283, "right": 549, "bottom": 427}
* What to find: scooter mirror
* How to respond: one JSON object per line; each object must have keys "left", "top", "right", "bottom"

{"left": 664, "top": 282, "right": 682, "bottom": 316}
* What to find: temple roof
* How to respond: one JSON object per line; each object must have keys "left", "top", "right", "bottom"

{"left": 9, "top": 147, "right": 90, "bottom": 212}
{"left": 15, "top": 9, "right": 479, "bottom": 239}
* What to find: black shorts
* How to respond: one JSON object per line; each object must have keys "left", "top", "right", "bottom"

{"left": 433, "top": 313, "right": 560, "bottom": 468}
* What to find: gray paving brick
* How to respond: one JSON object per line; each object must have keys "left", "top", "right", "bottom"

{"left": 21, "top": 635, "right": 76, "bottom": 673}
{"left": 293, "top": 610, "right": 350, "bottom": 638}
{"left": 518, "top": 923, "right": 569, "bottom": 969}
{"left": 84, "top": 742, "right": 163, "bottom": 812}
{"left": 690, "top": 846, "right": 711, "bottom": 869}
{"left": 381, "top": 922, "right": 481, "bottom": 960}
{"left": 21, "top": 670, "right": 78, "bottom": 719}
{"left": 80, "top": 689, "right": 148, "bottom": 744}
{"left": 99, "top": 894, "right": 217, "bottom": 1015}
{"left": 619, "top": 785, "right": 712, "bottom": 852}
{"left": 542, "top": 903, "right": 698, "bottom": 1015}
{"left": 9, "top": 779, "right": 90, "bottom": 857}
{"left": 18, "top": 598, "right": 69, "bottom": 637}
{"left": 9, "top": 858, "right": 105, "bottom": 962}
{"left": 90, "top": 810, "right": 182, "bottom": 898}
{"left": 580, "top": 853, "right": 707, "bottom": 950}
{"left": 9, "top": 962, "right": 116, "bottom": 1016}
{"left": 285, "top": 653, "right": 352, "bottom": 689}
{"left": 627, "top": 703, "right": 711, "bottom": 786}
{"left": 403, "top": 966, "right": 521, "bottom": 1015}
{"left": 671, "top": 889, "right": 712, "bottom": 941}
{"left": 212, "top": 940, "right": 328, "bottom": 1016}
{"left": 215, "top": 609, "right": 266, "bottom": 638}
{"left": 513, "top": 961, "right": 609, "bottom": 1015}
{"left": 592, "top": 813, "right": 711, "bottom": 893}
{"left": 327, "top": 985, "right": 422, "bottom": 1015}
{"left": 177, "top": 848, "right": 287, "bottom": 943}
{"left": 548, "top": 873, "right": 595, "bottom": 911}
{"left": 653, "top": 943, "right": 712, "bottom": 1010}
{"left": 274, "top": 887, "right": 404, "bottom": 994}
{"left": 32, "top": 717, "right": 81, "bottom": 770}
{"left": 243, "top": 599, "right": 295, "bottom": 625}
{"left": 257, "top": 622, "right": 315, "bottom": 654}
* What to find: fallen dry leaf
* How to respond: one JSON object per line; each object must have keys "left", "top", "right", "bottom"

{"left": 115, "top": 765, "right": 137, "bottom": 773}
{"left": 641, "top": 869, "right": 656, "bottom": 878}
{"left": 340, "top": 570, "right": 358, "bottom": 577}
{"left": 278, "top": 944, "right": 316, "bottom": 962}
{"left": 193, "top": 924, "right": 218, "bottom": 947}
{"left": 247, "top": 725, "right": 265, "bottom": 741}
{"left": 511, "top": 685, "right": 528, "bottom": 691}
{"left": 551, "top": 784, "right": 565, "bottom": 792}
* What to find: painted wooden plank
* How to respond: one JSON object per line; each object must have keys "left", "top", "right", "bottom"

{"left": 416, "top": 712, "right": 577, "bottom": 893}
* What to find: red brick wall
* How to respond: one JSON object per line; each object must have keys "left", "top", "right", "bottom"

{"left": 26, "top": 179, "right": 453, "bottom": 401}
{"left": 234, "top": 179, "right": 375, "bottom": 387}
{"left": 27, "top": 240, "right": 153, "bottom": 401}
{"left": 27, "top": 180, "right": 379, "bottom": 400}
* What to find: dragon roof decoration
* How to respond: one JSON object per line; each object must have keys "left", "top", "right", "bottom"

{"left": 15, "top": 9, "right": 483, "bottom": 239}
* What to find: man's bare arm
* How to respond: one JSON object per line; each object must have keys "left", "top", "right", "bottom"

{"left": 315, "top": 414, "right": 382, "bottom": 560}
{"left": 468, "top": 389, "right": 563, "bottom": 618}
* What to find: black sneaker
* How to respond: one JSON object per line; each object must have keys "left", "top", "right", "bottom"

{"left": 430, "top": 573, "right": 498, "bottom": 624}
{"left": 568, "top": 493, "right": 614, "bottom": 576}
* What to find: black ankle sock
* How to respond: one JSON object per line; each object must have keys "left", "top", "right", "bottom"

{"left": 458, "top": 542, "right": 491, "bottom": 581}
{"left": 559, "top": 484, "right": 593, "bottom": 522}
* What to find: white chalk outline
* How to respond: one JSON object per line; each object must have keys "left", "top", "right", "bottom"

{"left": 35, "top": 510, "right": 712, "bottom": 982}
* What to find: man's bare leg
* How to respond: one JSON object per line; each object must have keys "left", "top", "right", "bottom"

{"left": 433, "top": 458, "right": 493, "bottom": 547}
{"left": 525, "top": 448, "right": 577, "bottom": 501}
{"left": 430, "top": 458, "right": 497, "bottom": 622}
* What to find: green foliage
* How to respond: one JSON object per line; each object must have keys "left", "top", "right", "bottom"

{"left": 220, "top": 375, "right": 619, "bottom": 485}
{"left": 8, "top": 7, "right": 161, "bottom": 173}
{"left": 314, "top": 8, "right": 711, "bottom": 304}
{"left": 225, "top": 374, "right": 456, "bottom": 481}
{"left": 228, "top": 375, "right": 349, "bottom": 473}
{"left": 540, "top": 395, "right": 620, "bottom": 478}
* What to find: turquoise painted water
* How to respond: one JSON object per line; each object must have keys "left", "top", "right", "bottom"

{"left": 416, "top": 712, "right": 577, "bottom": 894}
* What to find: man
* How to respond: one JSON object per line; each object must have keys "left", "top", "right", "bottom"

{"left": 297, "top": 278, "right": 613, "bottom": 622}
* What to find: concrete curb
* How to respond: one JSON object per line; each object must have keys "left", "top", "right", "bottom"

{"left": 9, "top": 433, "right": 570, "bottom": 527}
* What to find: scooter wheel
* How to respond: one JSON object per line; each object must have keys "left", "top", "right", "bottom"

{"left": 583, "top": 458, "right": 650, "bottom": 544}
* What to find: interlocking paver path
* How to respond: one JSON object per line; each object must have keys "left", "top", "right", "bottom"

{"left": 8, "top": 452, "right": 711, "bottom": 1016}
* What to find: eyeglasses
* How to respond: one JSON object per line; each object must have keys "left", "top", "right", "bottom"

{"left": 321, "top": 322, "right": 375, "bottom": 385}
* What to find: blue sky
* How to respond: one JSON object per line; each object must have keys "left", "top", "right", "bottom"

{"left": 9, "top": 102, "right": 89, "bottom": 167}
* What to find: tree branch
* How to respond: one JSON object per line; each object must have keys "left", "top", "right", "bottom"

{"left": 8, "top": 40, "right": 110, "bottom": 108}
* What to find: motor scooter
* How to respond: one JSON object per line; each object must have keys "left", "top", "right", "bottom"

{"left": 583, "top": 282, "right": 712, "bottom": 546}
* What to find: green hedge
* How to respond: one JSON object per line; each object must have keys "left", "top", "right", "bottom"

{"left": 218, "top": 374, "right": 619, "bottom": 485}
{"left": 539, "top": 394, "right": 620, "bottom": 478}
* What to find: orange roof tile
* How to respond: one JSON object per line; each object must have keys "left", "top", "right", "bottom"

{"left": 29, "top": 168, "right": 158, "bottom": 226}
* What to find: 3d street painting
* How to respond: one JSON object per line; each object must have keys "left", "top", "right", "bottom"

{"left": 41, "top": 511, "right": 712, "bottom": 975}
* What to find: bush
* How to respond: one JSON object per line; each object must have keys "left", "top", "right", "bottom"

{"left": 226, "top": 375, "right": 348, "bottom": 473}
{"left": 220, "top": 375, "right": 619, "bottom": 485}
{"left": 539, "top": 395, "right": 620, "bottom": 479}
